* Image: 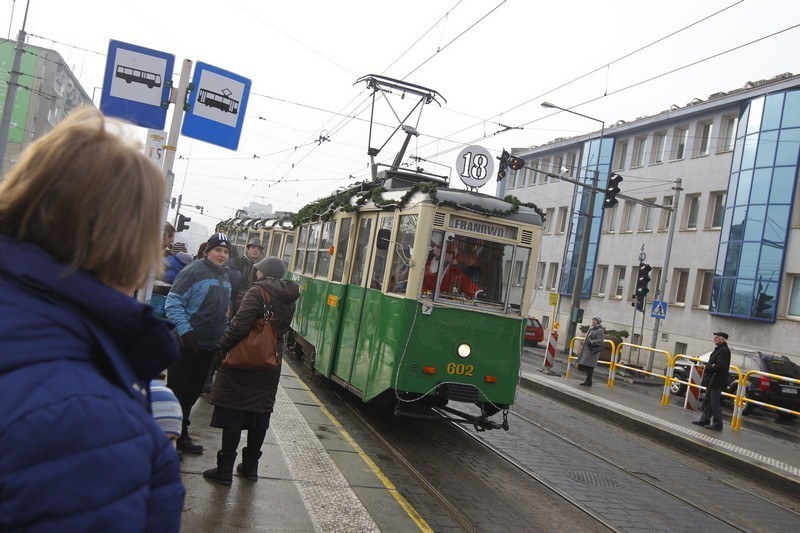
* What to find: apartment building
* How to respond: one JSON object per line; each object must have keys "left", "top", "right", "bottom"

{"left": 500, "top": 73, "right": 800, "bottom": 359}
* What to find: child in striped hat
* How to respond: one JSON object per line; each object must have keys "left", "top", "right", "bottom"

{"left": 150, "top": 380, "right": 183, "bottom": 449}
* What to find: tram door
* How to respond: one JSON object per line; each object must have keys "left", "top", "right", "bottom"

{"left": 331, "top": 215, "right": 376, "bottom": 389}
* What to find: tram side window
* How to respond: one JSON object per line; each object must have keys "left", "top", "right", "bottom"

{"left": 370, "top": 216, "right": 394, "bottom": 290}
{"left": 505, "top": 247, "right": 531, "bottom": 312}
{"left": 332, "top": 218, "right": 352, "bottom": 282}
{"left": 259, "top": 233, "right": 271, "bottom": 256}
{"left": 304, "top": 223, "right": 321, "bottom": 276}
{"left": 350, "top": 218, "right": 373, "bottom": 286}
{"left": 269, "top": 234, "right": 281, "bottom": 258}
{"left": 315, "top": 221, "right": 335, "bottom": 279}
{"left": 389, "top": 214, "right": 418, "bottom": 295}
{"left": 294, "top": 226, "right": 308, "bottom": 273}
{"left": 282, "top": 234, "right": 294, "bottom": 267}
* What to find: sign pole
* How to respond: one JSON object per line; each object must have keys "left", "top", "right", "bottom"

{"left": 140, "top": 59, "right": 192, "bottom": 305}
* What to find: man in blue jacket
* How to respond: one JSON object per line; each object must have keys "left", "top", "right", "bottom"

{"left": 166, "top": 233, "right": 232, "bottom": 454}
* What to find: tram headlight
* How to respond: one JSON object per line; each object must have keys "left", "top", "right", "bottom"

{"left": 456, "top": 343, "right": 471, "bottom": 358}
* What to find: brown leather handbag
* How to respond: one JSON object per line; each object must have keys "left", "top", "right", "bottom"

{"left": 223, "top": 286, "right": 279, "bottom": 369}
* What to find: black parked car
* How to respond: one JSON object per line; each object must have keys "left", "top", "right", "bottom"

{"left": 671, "top": 348, "right": 800, "bottom": 421}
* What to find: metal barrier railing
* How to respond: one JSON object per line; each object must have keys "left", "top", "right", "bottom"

{"left": 730, "top": 371, "right": 800, "bottom": 430}
{"left": 566, "top": 336, "right": 618, "bottom": 386}
{"left": 561, "top": 341, "right": 800, "bottom": 431}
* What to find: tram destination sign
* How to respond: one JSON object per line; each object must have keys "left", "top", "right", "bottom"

{"left": 449, "top": 216, "right": 517, "bottom": 239}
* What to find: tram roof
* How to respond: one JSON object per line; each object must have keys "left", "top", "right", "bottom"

{"left": 373, "top": 187, "right": 543, "bottom": 227}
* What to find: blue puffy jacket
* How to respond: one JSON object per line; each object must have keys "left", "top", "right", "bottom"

{"left": 165, "top": 257, "right": 231, "bottom": 349}
{"left": 0, "top": 236, "right": 184, "bottom": 531}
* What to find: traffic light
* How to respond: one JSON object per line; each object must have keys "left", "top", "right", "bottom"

{"left": 177, "top": 214, "right": 191, "bottom": 232}
{"left": 496, "top": 149, "right": 510, "bottom": 181}
{"left": 509, "top": 156, "right": 525, "bottom": 171}
{"left": 604, "top": 173, "right": 623, "bottom": 208}
{"left": 634, "top": 263, "right": 652, "bottom": 312}
{"left": 755, "top": 291, "right": 774, "bottom": 318}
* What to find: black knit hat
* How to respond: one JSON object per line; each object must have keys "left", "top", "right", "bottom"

{"left": 254, "top": 257, "right": 285, "bottom": 279}
{"left": 206, "top": 233, "right": 231, "bottom": 253}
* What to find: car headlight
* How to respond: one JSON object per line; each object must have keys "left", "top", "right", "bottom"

{"left": 457, "top": 343, "right": 471, "bottom": 358}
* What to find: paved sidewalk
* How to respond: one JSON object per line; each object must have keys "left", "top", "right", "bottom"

{"left": 520, "top": 351, "right": 800, "bottom": 496}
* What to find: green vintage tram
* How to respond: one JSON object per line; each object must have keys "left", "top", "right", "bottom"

{"left": 216, "top": 214, "right": 295, "bottom": 264}
{"left": 287, "top": 168, "right": 543, "bottom": 430}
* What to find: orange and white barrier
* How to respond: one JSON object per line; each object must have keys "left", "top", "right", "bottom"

{"left": 543, "top": 331, "right": 558, "bottom": 370}
{"left": 684, "top": 365, "right": 704, "bottom": 411}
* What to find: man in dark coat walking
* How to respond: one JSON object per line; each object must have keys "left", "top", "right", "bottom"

{"left": 692, "top": 331, "right": 731, "bottom": 431}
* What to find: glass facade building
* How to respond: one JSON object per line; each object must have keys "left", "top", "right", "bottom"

{"left": 711, "top": 89, "right": 800, "bottom": 322}
{"left": 558, "top": 136, "right": 614, "bottom": 298}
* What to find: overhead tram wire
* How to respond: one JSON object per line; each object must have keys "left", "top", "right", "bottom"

{"left": 406, "top": 19, "right": 800, "bottom": 166}
{"left": 396, "top": 0, "right": 752, "bottom": 161}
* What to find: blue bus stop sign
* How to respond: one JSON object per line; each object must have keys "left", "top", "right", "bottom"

{"left": 181, "top": 62, "right": 251, "bottom": 151}
{"left": 100, "top": 40, "right": 174, "bottom": 129}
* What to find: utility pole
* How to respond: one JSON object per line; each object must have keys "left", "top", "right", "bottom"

{"left": 647, "top": 178, "right": 683, "bottom": 370}
{"left": 0, "top": 0, "right": 31, "bottom": 177}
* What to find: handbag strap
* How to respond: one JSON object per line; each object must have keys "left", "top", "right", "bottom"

{"left": 255, "top": 285, "right": 273, "bottom": 320}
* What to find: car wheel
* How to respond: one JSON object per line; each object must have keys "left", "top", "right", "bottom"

{"left": 777, "top": 411, "right": 798, "bottom": 421}
{"left": 670, "top": 371, "right": 687, "bottom": 396}
{"left": 741, "top": 389, "right": 755, "bottom": 415}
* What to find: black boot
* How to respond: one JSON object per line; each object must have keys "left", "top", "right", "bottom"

{"left": 236, "top": 447, "right": 263, "bottom": 481}
{"left": 580, "top": 367, "right": 594, "bottom": 386}
{"left": 203, "top": 451, "right": 237, "bottom": 486}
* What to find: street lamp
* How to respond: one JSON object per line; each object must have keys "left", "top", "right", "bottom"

{"left": 541, "top": 101, "right": 605, "bottom": 352}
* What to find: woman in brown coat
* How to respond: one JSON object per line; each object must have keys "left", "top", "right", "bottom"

{"left": 203, "top": 257, "right": 299, "bottom": 486}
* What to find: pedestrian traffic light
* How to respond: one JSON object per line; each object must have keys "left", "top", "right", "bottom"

{"left": 754, "top": 291, "right": 774, "bottom": 318}
{"left": 177, "top": 214, "right": 191, "bottom": 232}
{"left": 604, "top": 173, "right": 623, "bottom": 208}
{"left": 509, "top": 156, "right": 525, "bottom": 171}
{"left": 496, "top": 149, "right": 510, "bottom": 181}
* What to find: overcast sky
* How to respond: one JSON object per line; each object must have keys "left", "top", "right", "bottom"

{"left": 5, "top": 0, "right": 800, "bottom": 232}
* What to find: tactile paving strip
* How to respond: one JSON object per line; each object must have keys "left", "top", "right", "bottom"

{"left": 272, "top": 385, "right": 380, "bottom": 533}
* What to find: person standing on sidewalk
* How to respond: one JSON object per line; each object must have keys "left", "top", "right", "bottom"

{"left": 0, "top": 108, "right": 183, "bottom": 530}
{"left": 576, "top": 317, "right": 606, "bottom": 387}
{"left": 203, "top": 257, "right": 300, "bottom": 486}
{"left": 692, "top": 332, "right": 731, "bottom": 431}
{"left": 166, "top": 233, "right": 232, "bottom": 454}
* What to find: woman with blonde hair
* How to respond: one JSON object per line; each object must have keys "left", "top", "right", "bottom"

{"left": 0, "top": 107, "right": 184, "bottom": 531}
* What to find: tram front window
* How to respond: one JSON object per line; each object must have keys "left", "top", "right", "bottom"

{"left": 421, "top": 230, "right": 529, "bottom": 312}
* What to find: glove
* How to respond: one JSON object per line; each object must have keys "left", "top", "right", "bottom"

{"left": 180, "top": 331, "right": 198, "bottom": 355}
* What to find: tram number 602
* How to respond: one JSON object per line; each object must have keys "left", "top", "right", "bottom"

{"left": 447, "top": 363, "right": 474, "bottom": 376}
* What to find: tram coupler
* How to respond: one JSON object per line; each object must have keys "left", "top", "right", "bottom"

{"left": 473, "top": 409, "right": 509, "bottom": 432}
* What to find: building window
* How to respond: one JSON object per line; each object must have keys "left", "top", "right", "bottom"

{"left": 696, "top": 270, "right": 714, "bottom": 308}
{"left": 557, "top": 206, "right": 568, "bottom": 234}
{"left": 565, "top": 152, "right": 576, "bottom": 177}
{"left": 632, "top": 136, "right": 646, "bottom": 167}
{"left": 641, "top": 197, "right": 657, "bottom": 231}
{"left": 602, "top": 204, "right": 617, "bottom": 233}
{"left": 708, "top": 192, "right": 725, "bottom": 229}
{"left": 672, "top": 126, "right": 689, "bottom": 160}
{"left": 684, "top": 194, "right": 700, "bottom": 230}
{"left": 651, "top": 267, "right": 663, "bottom": 300}
{"left": 650, "top": 131, "right": 666, "bottom": 164}
{"left": 554, "top": 155, "right": 563, "bottom": 176}
{"left": 674, "top": 342, "right": 688, "bottom": 357}
{"left": 593, "top": 265, "right": 608, "bottom": 296}
{"left": 530, "top": 160, "right": 540, "bottom": 185}
{"left": 544, "top": 208, "right": 555, "bottom": 233}
{"left": 673, "top": 269, "right": 689, "bottom": 306}
{"left": 536, "top": 262, "right": 546, "bottom": 289}
{"left": 789, "top": 275, "right": 800, "bottom": 317}
{"left": 721, "top": 114, "right": 738, "bottom": 152}
{"left": 696, "top": 121, "right": 713, "bottom": 156}
{"left": 614, "top": 141, "right": 628, "bottom": 170}
{"left": 659, "top": 197, "right": 673, "bottom": 231}
{"left": 547, "top": 262, "right": 559, "bottom": 290}
{"left": 614, "top": 266, "right": 626, "bottom": 298}
{"left": 621, "top": 201, "right": 634, "bottom": 232}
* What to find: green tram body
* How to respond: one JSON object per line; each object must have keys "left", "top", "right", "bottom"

{"left": 217, "top": 177, "right": 543, "bottom": 428}
{"left": 289, "top": 177, "right": 543, "bottom": 426}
